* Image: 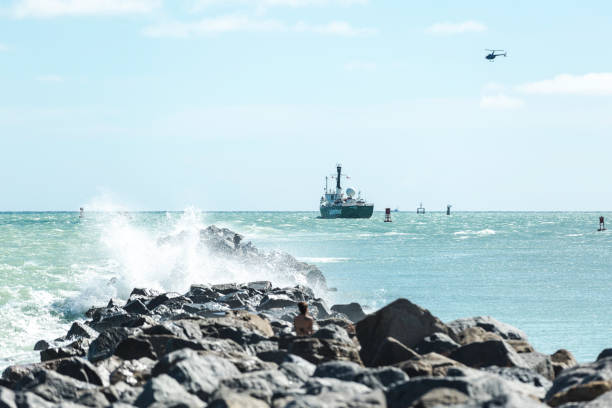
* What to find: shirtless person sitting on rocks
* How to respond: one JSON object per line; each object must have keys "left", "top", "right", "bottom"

{"left": 294, "top": 301, "right": 314, "bottom": 336}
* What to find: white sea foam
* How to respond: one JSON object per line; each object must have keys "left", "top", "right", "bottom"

{"left": 454, "top": 229, "right": 496, "bottom": 236}
{"left": 66, "top": 207, "right": 324, "bottom": 313}
{"left": 297, "top": 257, "right": 350, "bottom": 264}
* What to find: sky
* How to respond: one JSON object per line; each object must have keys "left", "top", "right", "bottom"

{"left": 1, "top": 0, "right": 612, "bottom": 211}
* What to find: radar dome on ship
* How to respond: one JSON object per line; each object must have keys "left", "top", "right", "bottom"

{"left": 346, "top": 188, "right": 356, "bottom": 197}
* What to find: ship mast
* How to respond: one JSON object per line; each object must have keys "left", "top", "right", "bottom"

{"left": 336, "top": 163, "right": 342, "bottom": 191}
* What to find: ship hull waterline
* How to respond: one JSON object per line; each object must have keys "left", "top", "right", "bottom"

{"left": 319, "top": 205, "right": 374, "bottom": 219}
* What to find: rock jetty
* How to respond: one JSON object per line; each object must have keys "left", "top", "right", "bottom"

{"left": 1, "top": 226, "right": 611, "bottom": 407}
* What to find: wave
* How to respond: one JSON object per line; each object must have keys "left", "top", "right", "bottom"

{"left": 297, "top": 257, "right": 350, "bottom": 264}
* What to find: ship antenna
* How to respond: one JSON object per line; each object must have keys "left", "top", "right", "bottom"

{"left": 336, "top": 163, "right": 342, "bottom": 190}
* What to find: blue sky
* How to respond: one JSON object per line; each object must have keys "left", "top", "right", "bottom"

{"left": 1, "top": 0, "right": 612, "bottom": 211}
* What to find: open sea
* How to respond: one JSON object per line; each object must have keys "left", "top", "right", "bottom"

{"left": 1, "top": 210, "right": 611, "bottom": 370}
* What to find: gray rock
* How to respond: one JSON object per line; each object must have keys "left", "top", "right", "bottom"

{"left": 0, "top": 387, "right": 16, "bottom": 408}
{"left": 44, "top": 357, "right": 105, "bottom": 386}
{"left": 597, "top": 349, "right": 612, "bottom": 361}
{"left": 280, "top": 361, "right": 316, "bottom": 384}
{"left": 330, "top": 303, "right": 366, "bottom": 323}
{"left": 370, "top": 336, "right": 419, "bottom": 367}
{"left": 134, "top": 374, "right": 203, "bottom": 407}
{"left": 551, "top": 349, "right": 578, "bottom": 378}
{"left": 153, "top": 349, "right": 240, "bottom": 402}
{"left": 40, "top": 339, "right": 88, "bottom": 362}
{"left": 88, "top": 327, "right": 133, "bottom": 363}
{"left": 449, "top": 340, "right": 529, "bottom": 369}
{"left": 356, "top": 298, "right": 453, "bottom": 367}
{"left": 109, "top": 357, "right": 155, "bottom": 387}
{"left": 451, "top": 392, "right": 549, "bottom": 407}
{"left": 520, "top": 351, "right": 555, "bottom": 380}
{"left": 33, "top": 340, "right": 51, "bottom": 351}
{"left": 395, "top": 352, "right": 465, "bottom": 378}
{"left": 209, "top": 391, "right": 269, "bottom": 408}
{"left": 258, "top": 294, "right": 298, "bottom": 310}
{"left": 447, "top": 316, "right": 528, "bottom": 341}
{"left": 276, "top": 388, "right": 386, "bottom": 408}
{"left": 13, "top": 368, "right": 98, "bottom": 404}
{"left": 114, "top": 337, "right": 157, "bottom": 361}
{"left": 313, "top": 360, "right": 408, "bottom": 391}
{"left": 386, "top": 366, "right": 545, "bottom": 408}
{"left": 415, "top": 332, "right": 460, "bottom": 356}
{"left": 285, "top": 336, "right": 362, "bottom": 365}
{"left": 309, "top": 299, "right": 331, "bottom": 319}
{"left": 481, "top": 366, "right": 552, "bottom": 391}
{"left": 312, "top": 324, "right": 352, "bottom": 345}
{"left": 124, "top": 299, "right": 149, "bottom": 315}
{"left": 313, "top": 361, "right": 365, "bottom": 381}
{"left": 219, "top": 370, "right": 290, "bottom": 404}
{"left": 546, "top": 357, "right": 612, "bottom": 406}
{"left": 246, "top": 281, "right": 273, "bottom": 292}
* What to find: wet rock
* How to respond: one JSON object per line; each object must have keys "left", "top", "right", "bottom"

{"left": 114, "top": 337, "right": 157, "bottom": 361}
{"left": 165, "top": 337, "right": 246, "bottom": 357}
{"left": 14, "top": 391, "right": 56, "bottom": 408}
{"left": 211, "top": 283, "right": 242, "bottom": 295}
{"left": 309, "top": 299, "right": 331, "bottom": 319}
{"left": 551, "top": 349, "right": 578, "bottom": 377}
{"left": 42, "top": 357, "right": 105, "bottom": 386}
{"left": 123, "top": 299, "right": 149, "bottom": 315}
{"left": 546, "top": 357, "right": 612, "bottom": 406}
{"left": 449, "top": 340, "right": 529, "bottom": 369}
{"left": 597, "top": 349, "right": 612, "bottom": 361}
{"left": 134, "top": 374, "right": 203, "bottom": 407}
{"left": 415, "top": 332, "right": 460, "bottom": 356}
{"left": 258, "top": 294, "right": 298, "bottom": 310}
{"left": 185, "top": 285, "right": 220, "bottom": 303}
{"left": 40, "top": 339, "right": 89, "bottom": 362}
{"left": 330, "top": 303, "right": 366, "bottom": 323}
{"left": 447, "top": 316, "right": 528, "bottom": 341}
{"left": 65, "top": 322, "right": 99, "bottom": 341}
{"left": 246, "top": 281, "right": 272, "bottom": 292}
{"left": 33, "top": 340, "right": 50, "bottom": 352}
{"left": 318, "top": 317, "right": 356, "bottom": 338}
{"left": 130, "top": 288, "right": 162, "bottom": 298}
{"left": 146, "top": 292, "right": 183, "bottom": 311}
{"left": 87, "top": 327, "right": 133, "bottom": 363}
{"left": 356, "top": 298, "right": 453, "bottom": 367}
{"left": 395, "top": 352, "right": 465, "bottom": 378}
{"left": 370, "top": 336, "right": 419, "bottom": 367}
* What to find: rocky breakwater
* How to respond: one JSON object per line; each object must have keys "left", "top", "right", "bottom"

{"left": 1, "top": 226, "right": 611, "bottom": 407}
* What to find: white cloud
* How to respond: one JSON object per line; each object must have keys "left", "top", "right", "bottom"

{"left": 13, "top": 0, "right": 161, "bottom": 18}
{"left": 192, "top": 0, "right": 367, "bottom": 9}
{"left": 517, "top": 73, "right": 612, "bottom": 95}
{"left": 426, "top": 21, "right": 487, "bottom": 35}
{"left": 480, "top": 94, "right": 524, "bottom": 110}
{"left": 344, "top": 60, "right": 376, "bottom": 71}
{"left": 143, "top": 16, "right": 375, "bottom": 37}
{"left": 36, "top": 74, "right": 63, "bottom": 82}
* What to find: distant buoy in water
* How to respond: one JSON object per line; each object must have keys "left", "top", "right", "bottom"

{"left": 447, "top": 205, "right": 452, "bottom": 215}
{"left": 384, "top": 208, "right": 392, "bottom": 222}
{"left": 79, "top": 207, "right": 84, "bottom": 218}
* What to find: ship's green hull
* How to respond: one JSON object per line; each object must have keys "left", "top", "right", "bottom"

{"left": 319, "top": 205, "right": 374, "bottom": 219}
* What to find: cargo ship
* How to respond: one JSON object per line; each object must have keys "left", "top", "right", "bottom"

{"left": 319, "top": 164, "right": 374, "bottom": 219}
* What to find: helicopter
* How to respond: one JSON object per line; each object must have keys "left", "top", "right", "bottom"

{"left": 485, "top": 49, "right": 507, "bottom": 61}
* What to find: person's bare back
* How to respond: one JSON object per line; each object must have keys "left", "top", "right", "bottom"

{"left": 294, "top": 301, "right": 314, "bottom": 336}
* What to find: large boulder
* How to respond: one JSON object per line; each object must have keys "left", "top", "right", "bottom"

{"left": 313, "top": 361, "right": 408, "bottom": 391}
{"left": 447, "top": 316, "right": 528, "bottom": 341}
{"left": 284, "top": 336, "right": 363, "bottom": 366}
{"left": 455, "top": 326, "right": 504, "bottom": 345}
{"left": 152, "top": 349, "right": 240, "bottom": 402}
{"left": 12, "top": 368, "right": 101, "bottom": 405}
{"left": 356, "top": 298, "right": 453, "bottom": 367}
{"left": 546, "top": 357, "right": 612, "bottom": 406}
{"left": 217, "top": 369, "right": 290, "bottom": 404}
{"left": 449, "top": 340, "right": 529, "bottom": 369}
{"left": 331, "top": 303, "right": 367, "bottom": 323}
{"left": 134, "top": 374, "right": 203, "bottom": 407}
{"left": 386, "top": 366, "right": 546, "bottom": 408}
{"left": 520, "top": 351, "right": 555, "bottom": 381}
{"left": 597, "top": 349, "right": 612, "bottom": 361}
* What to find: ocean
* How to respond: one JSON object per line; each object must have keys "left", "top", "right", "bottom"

{"left": 1, "top": 210, "right": 611, "bottom": 370}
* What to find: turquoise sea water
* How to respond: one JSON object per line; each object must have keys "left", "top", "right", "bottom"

{"left": 1, "top": 210, "right": 611, "bottom": 369}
